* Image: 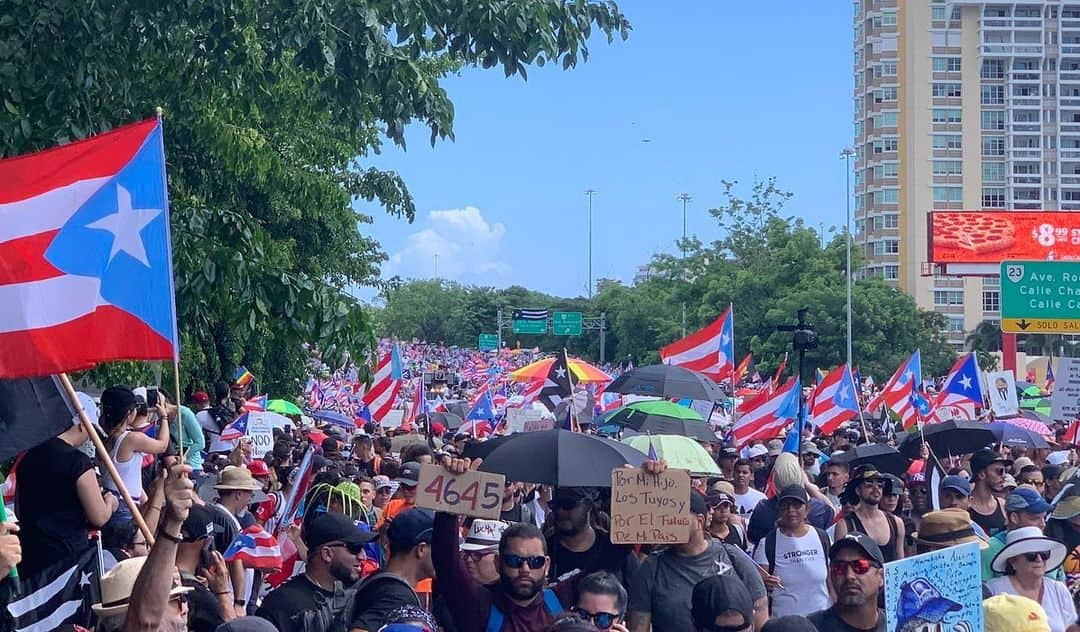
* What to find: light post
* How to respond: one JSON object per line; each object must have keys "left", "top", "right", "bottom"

{"left": 840, "top": 148, "right": 855, "bottom": 368}
{"left": 678, "top": 193, "right": 692, "bottom": 259}
{"left": 434, "top": 253, "right": 439, "bottom": 279}
{"left": 586, "top": 189, "right": 596, "bottom": 298}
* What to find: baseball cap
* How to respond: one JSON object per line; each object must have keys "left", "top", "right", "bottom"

{"left": 304, "top": 512, "right": 378, "bottom": 550}
{"left": 830, "top": 532, "right": 885, "bottom": 565}
{"left": 762, "top": 616, "right": 818, "bottom": 632}
{"left": 850, "top": 464, "right": 885, "bottom": 483}
{"left": 777, "top": 484, "right": 808, "bottom": 505}
{"left": 387, "top": 508, "right": 435, "bottom": 552}
{"left": 691, "top": 574, "right": 754, "bottom": 631}
{"left": 1047, "top": 450, "right": 1070, "bottom": 466}
{"left": 766, "top": 439, "right": 783, "bottom": 457}
{"left": 214, "top": 617, "right": 278, "bottom": 632}
{"left": 1004, "top": 474, "right": 1018, "bottom": 490}
{"left": 397, "top": 461, "right": 422, "bottom": 486}
{"left": 939, "top": 475, "right": 972, "bottom": 497}
{"left": 970, "top": 448, "right": 1013, "bottom": 475}
{"left": 717, "top": 447, "right": 739, "bottom": 459}
{"left": 1053, "top": 495, "right": 1080, "bottom": 520}
{"left": 983, "top": 594, "right": 1050, "bottom": 632}
{"left": 180, "top": 505, "right": 215, "bottom": 543}
{"left": 690, "top": 490, "right": 709, "bottom": 517}
{"left": 1006, "top": 487, "right": 1052, "bottom": 515}
{"left": 191, "top": 391, "right": 210, "bottom": 405}
{"left": 373, "top": 475, "right": 393, "bottom": 491}
{"left": 747, "top": 444, "right": 768, "bottom": 459}
{"left": 460, "top": 519, "right": 509, "bottom": 551}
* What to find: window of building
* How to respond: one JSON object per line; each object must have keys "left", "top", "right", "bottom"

{"left": 981, "top": 291, "right": 1000, "bottom": 312}
{"left": 933, "top": 83, "right": 963, "bottom": 98}
{"left": 884, "top": 265, "right": 899, "bottom": 280}
{"left": 981, "top": 85, "right": 1005, "bottom": 105}
{"left": 933, "top": 134, "right": 962, "bottom": 150}
{"left": 1014, "top": 109, "right": 1039, "bottom": 123}
{"left": 982, "top": 59, "right": 1005, "bottom": 79}
{"left": 983, "top": 162, "right": 1006, "bottom": 181}
{"left": 874, "top": 138, "right": 899, "bottom": 153}
{"left": 876, "top": 87, "right": 898, "bottom": 103}
{"left": 933, "top": 160, "right": 962, "bottom": 175}
{"left": 1014, "top": 162, "right": 1040, "bottom": 175}
{"left": 982, "top": 136, "right": 1006, "bottom": 156}
{"left": 872, "top": 241, "right": 886, "bottom": 256}
{"left": 882, "top": 11, "right": 897, "bottom": 26}
{"left": 1013, "top": 135, "right": 1040, "bottom": 148}
{"left": 982, "top": 187, "right": 1006, "bottom": 208}
{"left": 884, "top": 239, "right": 899, "bottom": 254}
{"left": 934, "top": 291, "right": 964, "bottom": 306}
{"left": 854, "top": 121, "right": 863, "bottom": 137}
{"left": 982, "top": 110, "right": 1005, "bottom": 130}
{"left": 1015, "top": 188, "right": 1041, "bottom": 201}
{"left": 1062, "top": 190, "right": 1080, "bottom": 201}
{"left": 882, "top": 61, "right": 897, "bottom": 76}
{"left": 933, "top": 109, "right": 962, "bottom": 123}
{"left": 946, "top": 316, "right": 966, "bottom": 333}
{"left": 883, "top": 214, "right": 899, "bottom": 228}
{"left": 933, "top": 186, "right": 963, "bottom": 202}
{"left": 932, "top": 6, "right": 947, "bottom": 20}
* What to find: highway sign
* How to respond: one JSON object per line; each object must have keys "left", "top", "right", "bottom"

{"left": 512, "top": 318, "right": 547, "bottom": 334}
{"left": 1000, "top": 261, "right": 1080, "bottom": 333}
{"left": 478, "top": 333, "right": 499, "bottom": 351}
{"left": 552, "top": 311, "right": 584, "bottom": 336}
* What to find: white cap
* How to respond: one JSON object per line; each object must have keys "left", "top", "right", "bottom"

{"left": 460, "top": 519, "right": 509, "bottom": 551}
{"left": 1047, "top": 451, "right": 1071, "bottom": 466}
{"left": 72, "top": 392, "right": 100, "bottom": 427}
{"left": 747, "top": 444, "right": 768, "bottom": 459}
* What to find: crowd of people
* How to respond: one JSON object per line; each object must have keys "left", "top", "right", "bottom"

{"left": 1, "top": 361, "right": 1079, "bottom": 632}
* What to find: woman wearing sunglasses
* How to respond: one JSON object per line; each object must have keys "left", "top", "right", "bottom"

{"left": 985, "top": 526, "right": 1079, "bottom": 632}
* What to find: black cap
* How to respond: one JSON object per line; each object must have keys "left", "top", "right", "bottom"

{"left": 304, "top": 512, "right": 378, "bottom": 550}
{"left": 762, "top": 615, "right": 819, "bottom": 632}
{"left": 777, "top": 484, "right": 808, "bottom": 505}
{"left": 397, "top": 461, "right": 422, "bottom": 486}
{"left": 180, "top": 505, "right": 215, "bottom": 543}
{"left": 690, "top": 489, "right": 709, "bottom": 516}
{"left": 830, "top": 532, "right": 885, "bottom": 565}
{"left": 691, "top": 574, "right": 754, "bottom": 630}
{"left": 970, "top": 448, "right": 1012, "bottom": 475}
{"left": 851, "top": 464, "right": 884, "bottom": 483}
{"left": 387, "top": 508, "right": 435, "bottom": 553}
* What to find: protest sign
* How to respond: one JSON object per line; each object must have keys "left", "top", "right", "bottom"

{"left": 609, "top": 467, "right": 692, "bottom": 544}
{"left": 1052, "top": 357, "right": 1080, "bottom": 422}
{"left": 380, "top": 409, "right": 405, "bottom": 429}
{"left": 415, "top": 464, "right": 505, "bottom": 519}
{"left": 986, "top": 370, "right": 1020, "bottom": 417}
{"left": 246, "top": 412, "right": 274, "bottom": 456}
{"left": 884, "top": 541, "right": 982, "bottom": 632}
{"left": 505, "top": 407, "right": 542, "bottom": 433}
{"left": 524, "top": 418, "right": 554, "bottom": 433}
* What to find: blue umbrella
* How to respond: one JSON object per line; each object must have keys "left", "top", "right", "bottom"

{"left": 310, "top": 409, "right": 354, "bottom": 429}
{"left": 986, "top": 422, "right": 1050, "bottom": 450}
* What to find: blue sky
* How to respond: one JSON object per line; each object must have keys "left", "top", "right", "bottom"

{"left": 356, "top": 2, "right": 853, "bottom": 301}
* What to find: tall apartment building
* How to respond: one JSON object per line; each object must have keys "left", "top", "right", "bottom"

{"left": 853, "top": 0, "right": 1080, "bottom": 349}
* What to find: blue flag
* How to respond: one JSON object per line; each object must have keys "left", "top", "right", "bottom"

{"left": 467, "top": 391, "right": 496, "bottom": 421}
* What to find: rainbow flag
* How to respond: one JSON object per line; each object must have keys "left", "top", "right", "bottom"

{"left": 234, "top": 366, "right": 254, "bottom": 387}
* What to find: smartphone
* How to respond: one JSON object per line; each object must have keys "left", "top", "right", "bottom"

{"left": 146, "top": 387, "right": 159, "bottom": 408}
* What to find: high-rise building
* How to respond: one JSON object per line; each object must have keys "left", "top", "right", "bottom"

{"left": 853, "top": 0, "right": 1080, "bottom": 349}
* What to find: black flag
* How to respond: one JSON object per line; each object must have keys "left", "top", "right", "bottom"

{"left": 538, "top": 350, "right": 574, "bottom": 413}
{"left": 2, "top": 547, "right": 99, "bottom": 631}
{"left": 0, "top": 376, "right": 78, "bottom": 461}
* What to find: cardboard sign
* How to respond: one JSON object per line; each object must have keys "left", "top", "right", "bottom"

{"left": 1052, "top": 357, "right": 1080, "bottom": 422}
{"left": 415, "top": 464, "right": 505, "bottom": 519}
{"left": 380, "top": 409, "right": 405, "bottom": 429}
{"left": 884, "top": 541, "right": 982, "bottom": 631}
{"left": 609, "top": 468, "right": 692, "bottom": 544}
{"left": 246, "top": 412, "right": 274, "bottom": 456}
{"left": 524, "top": 418, "right": 554, "bottom": 433}
{"left": 986, "top": 370, "right": 1020, "bottom": 417}
{"left": 504, "top": 407, "right": 542, "bottom": 434}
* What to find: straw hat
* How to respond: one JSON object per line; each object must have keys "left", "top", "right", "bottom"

{"left": 914, "top": 509, "right": 987, "bottom": 550}
{"left": 991, "top": 526, "right": 1067, "bottom": 573}
{"left": 214, "top": 466, "right": 263, "bottom": 491}
{"left": 92, "top": 557, "right": 191, "bottom": 618}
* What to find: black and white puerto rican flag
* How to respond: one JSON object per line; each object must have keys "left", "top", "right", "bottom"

{"left": 3, "top": 547, "right": 98, "bottom": 632}
{"left": 512, "top": 309, "right": 549, "bottom": 321}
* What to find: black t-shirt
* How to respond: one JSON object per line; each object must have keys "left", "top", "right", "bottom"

{"left": 807, "top": 606, "right": 886, "bottom": 632}
{"left": 350, "top": 572, "right": 423, "bottom": 631}
{"left": 209, "top": 504, "right": 241, "bottom": 555}
{"left": 501, "top": 502, "right": 524, "bottom": 523}
{"left": 546, "top": 531, "right": 641, "bottom": 584}
{"left": 355, "top": 457, "right": 380, "bottom": 478}
{"left": 255, "top": 575, "right": 345, "bottom": 632}
{"left": 181, "top": 573, "right": 225, "bottom": 632}
{"left": 15, "top": 438, "right": 95, "bottom": 576}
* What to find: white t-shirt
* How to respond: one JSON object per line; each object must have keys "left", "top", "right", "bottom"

{"left": 197, "top": 409, "right": 237, "bottom": 454}
{"left": 734, "top": 488, "right": 767, "bottom": 520}
{"left": 753, "top": 528, "right": 832, "bottom": 618}
{"left": 985, "top": 576, "right": 1077, "bottom": 632}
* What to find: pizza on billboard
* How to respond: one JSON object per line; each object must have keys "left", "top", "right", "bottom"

{"left": 929, "top": 211, "right": 1080, "bottom": 263}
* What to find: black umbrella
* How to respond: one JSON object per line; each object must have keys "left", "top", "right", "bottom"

{"left": 443, "top": 401, "right": 469, "bottom": 420}
{"left": 605, "top": 364, "right": 725, "bottom": 402}
{"left": 461, "top": 434, "right": 515, "bottom": 460}
{"left": 479, "top": 429, "right": 647, "bottom": 487}
{"left": 897, "top": 420, "right": 997, "bottom": 459}
{"left": 422, "top": 411, "right": 464, "bottom": 431}
{"left": 829, "top": 443, "right": 909, "bottom": 477}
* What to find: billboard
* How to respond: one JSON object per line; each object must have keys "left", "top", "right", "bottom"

{"left": 928, "top": 211, "right": 1080, "bottom": 264}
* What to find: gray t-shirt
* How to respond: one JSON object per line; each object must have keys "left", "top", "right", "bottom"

{"left": 627, "top": 540, "right": 766, "bottom": 632}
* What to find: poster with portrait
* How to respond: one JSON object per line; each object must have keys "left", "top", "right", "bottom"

{"left": 986, "top": 370, "right": 1019, "bottom": 418}
{"left": 884, "top": 541, "right": 982, "bottom": 632}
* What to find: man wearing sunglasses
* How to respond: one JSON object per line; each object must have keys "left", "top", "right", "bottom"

{"left": 834, "top": 465, "right": 906, "bottom": 564}
{"left": 807, "top": 533, "right": 886, "bottom": 632}
{"left": 547, "top": 487, "right": 640, "bottom": 585}
{"left": 255, "top": 512, "right": 378, "bottom": 632}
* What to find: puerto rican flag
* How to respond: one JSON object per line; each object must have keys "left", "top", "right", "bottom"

{"left": 659, "top": 305, "right": 734, "bottom": 381}
{"left": 810, "top": 364, "right": 861, "bottom": 435}
{"left": 220, "top": 412, "right": 250, "bottom": 442}
{"left": 866, "top": 350, "right": 924, "bottom": 430}
{"left": 519, "top": 378, "right": 544, "bottom": 407}
{"left": 932, "top": 352, "right": 984, "bottom": 412}
{"left": 361, "top": 343, "right": 403, "bottom": 423}
{"left": 223, "top": 525, "right": 282, "bottom": 569}
{"left": 242, "top": 395, "right": 267, "bottom": 412}
{"left": 0, "top": 118, "right": 178, "bottom": 378}
{"left": 731, "top": 377, "right": 800, "bottom": 448}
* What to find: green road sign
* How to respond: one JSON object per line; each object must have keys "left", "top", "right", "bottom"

{"left": 478, "top": 333, "right": 499, "bottom": 351}
{"left": 512, "top": 319, "right": 548, "bottom": 335}
{"left": 552, "top": 311, "right": 584, "bottom": 336}
{"left": 1000, "top": 261, "right": 1080, "bottom": 333}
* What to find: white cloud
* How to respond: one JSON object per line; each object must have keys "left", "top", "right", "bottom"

{"left": 387, "top": 206, "right": 509, "bottom": 282}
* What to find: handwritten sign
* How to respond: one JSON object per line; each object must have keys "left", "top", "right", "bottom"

{"left": 609, "top": 468, "right": 692, "bottom": 544}
{"left": 415, "top": 464, "right": 505, "bottom": 519}
{"left": 380, "top": 409, "right": 405, "bottom": 429}
{"left": 1051, "top": 357, "right": 1080, "bottom": 422}
{"left": 505, "top": 407, "right": 545, "bottom": 434}
{"left": 524, "top": 418, "right": 554, "bottom": 433}
{"left": 246, "top": 412, "right": 274, "bottom": 456}
{"left": 884, "top": 541, "right": 982, "bottom": 632}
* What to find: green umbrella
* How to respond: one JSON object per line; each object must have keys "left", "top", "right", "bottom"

{"left": 1020, "top": 397, "right": 1051, "bottom": 410}
{"left": 1022, "top": 385, "right": 1044, "bottom": 397}
{"left": 607, "top": 401, "right": 714, "bottom": 442}
{"left": 622, "top": 434, "right": 720, "bottom": 476}
{"left": 267, "top": 399, "right": 302, "bottom": 415}
{"left": 615, "top": 400, "right": 705, "bottom": 420}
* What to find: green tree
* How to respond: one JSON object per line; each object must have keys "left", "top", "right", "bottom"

{"left": 3, "top": 1, "right": 630, "bottom": 393}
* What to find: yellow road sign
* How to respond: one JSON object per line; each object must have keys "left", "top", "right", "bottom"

{"left": 1001, "top": 318, "right": 1080, "bottom": 333}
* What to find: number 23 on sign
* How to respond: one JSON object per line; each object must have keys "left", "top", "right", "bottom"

{"left": 415, "top": 464, "right": 505, "bottom": 519}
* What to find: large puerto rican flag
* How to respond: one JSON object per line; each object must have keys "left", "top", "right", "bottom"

{"left": 731, "top": 376, "right": 800, "bottom": 448}
{"left": 866, "top": 350, "right": 924, "bottom": 430}
{"left": 659, "top": 305, "right": 734, "bottom": 381}
{"left": 0, "top": 119, "right": 178, "bottom": 377}
{"left": 361, "top": 343, "right": 403, "bottom": 423}
{"left": 810, "top": 364, "right": 861, "bottom": 435}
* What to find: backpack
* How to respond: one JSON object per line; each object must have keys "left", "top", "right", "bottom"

{"left": 763, "top": 526, "right": 830, "bottom": 576}
{"left": 208, "top": 403, "right": 235, "bottom": 433}
{"left": 485, "top": 589, "right": 563, "bottom": 632}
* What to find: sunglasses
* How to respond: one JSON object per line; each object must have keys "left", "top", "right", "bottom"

{"left": 463, "top": 550, "right": 496, "bottom": 561}
{"left": 326, "top": 541, "right": 367, "bottom": 555}
{"left": 571, "top": 607, "right": 621, "bottom": 630}
{"left": 550, "top": 497, "right": 585, "bottom": 511}
{"left": 501, "top": 554, "right": 546, "bottom": 569}
{"left": 830, "top": 559, "right": 878, "bottom": 576}
{"left": 1023, "top": 551, "right": 1052, "bottom": 562}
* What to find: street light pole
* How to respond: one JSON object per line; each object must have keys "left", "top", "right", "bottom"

{"left": 678, "top": 193, "right": 692, "bottom": 259}
{"left": 434, "top": 253, "right": 439, "bottom": 279}
{"left": 586, "top": 189, "right": 596, "bottom": 298}
{"left": 841, "top": 147, "right": 855, "bottom": 369}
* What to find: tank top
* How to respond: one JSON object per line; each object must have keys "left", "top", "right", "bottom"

{"left": 104, "top": 431, "right": 143, "bottom": 502}
{"left": 845, "top": 511, "right": 899, "bottom": 563}
{"left": 969, "top": 499, "right": 1007, "bottom": 537}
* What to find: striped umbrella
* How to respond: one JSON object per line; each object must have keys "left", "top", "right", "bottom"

{"left": 508, "top": 357, "right": 612, "bottom": 383}
{"left": 1002, "top": 416, "right": 1053, "bottom": 436}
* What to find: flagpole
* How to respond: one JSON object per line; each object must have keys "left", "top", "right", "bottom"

{"left": 173, "top": 360, "right": 184, "bottom": 460}
{"left": 58, "top": 373, "right": 155, "bottom": 547}
{"left": 728, "top": 303, "right": 736, "bottom": 430}
{"left": 566, "top": 348, "right": 579, "bottom": 432}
